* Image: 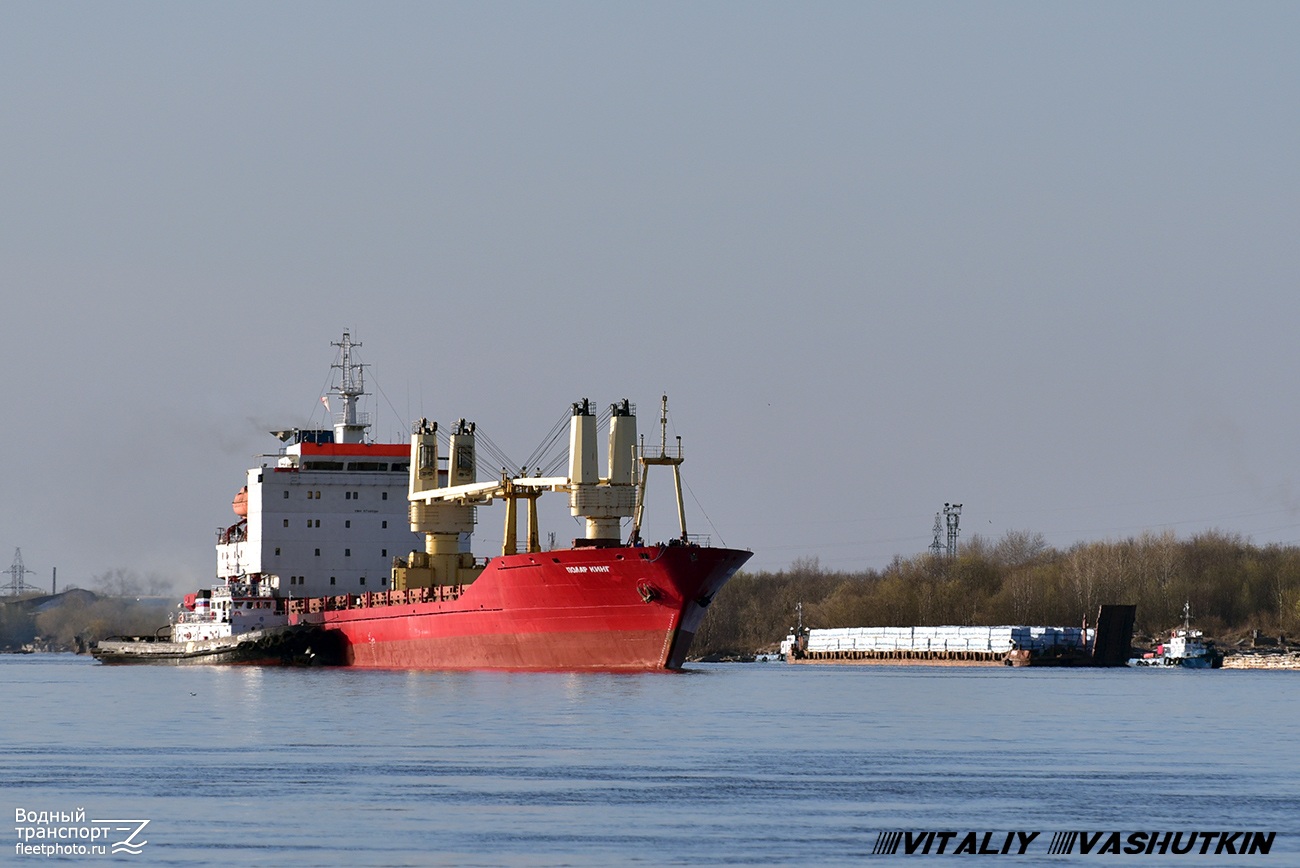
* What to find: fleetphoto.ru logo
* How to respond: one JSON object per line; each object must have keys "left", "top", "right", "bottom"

{"left": 14, "top": 809, "right": 150, "bottom": 858}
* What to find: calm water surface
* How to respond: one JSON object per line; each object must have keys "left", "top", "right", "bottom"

{"left": 2, "top": 655, "right": 1298, "bottom": 866}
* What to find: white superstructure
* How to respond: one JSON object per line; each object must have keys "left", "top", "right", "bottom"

{"left": 172, "top": 581, "right": 287, "bottom": 642}
{"left": 215, "top": 332, "right": 422, "bottom": 597}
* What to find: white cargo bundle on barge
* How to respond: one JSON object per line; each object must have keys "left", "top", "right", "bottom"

{"left": 792, "top": 625, "right": 1093, "bottom": 665}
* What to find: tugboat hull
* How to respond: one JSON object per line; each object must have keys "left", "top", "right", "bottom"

{"left": 92, "top": 625, "right": 338, "bottom": 666}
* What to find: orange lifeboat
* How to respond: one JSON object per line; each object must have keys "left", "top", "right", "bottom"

{"left": 232, "top": 486, "right": 249, "bottom": 517}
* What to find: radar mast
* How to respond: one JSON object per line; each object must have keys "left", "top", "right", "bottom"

{"left": 330, "top": 331, "right": 370, "bottom": 444}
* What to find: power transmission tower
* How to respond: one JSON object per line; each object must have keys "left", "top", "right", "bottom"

{"left": 1, "top": 548, "right": 45, "bottom": 596}
{"left": 929, "top": 512, "right": 944, "bottom": 557}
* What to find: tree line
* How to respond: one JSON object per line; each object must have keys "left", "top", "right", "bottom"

{"left": 692, "top": 529, "right": 1300, "bottom": 658}
{"left": 0, "top": 569, "right": 175, "bottom": 652}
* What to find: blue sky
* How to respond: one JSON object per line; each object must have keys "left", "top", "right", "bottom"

{"left": 4, "top": 2, "right": 1299, "bottom": 589}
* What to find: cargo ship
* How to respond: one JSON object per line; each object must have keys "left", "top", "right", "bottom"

{"left": 95, "top": 333, "right": 751, "bottom": 670}
{"left": 288, "top": 396, "right": 751, "bottom": 669}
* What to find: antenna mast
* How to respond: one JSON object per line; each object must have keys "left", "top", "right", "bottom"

{"left": 630, "top": 395, "right": 688, "bottom": 545}
{"left": 330, "top": 331, "right": 370, "bottom": 444}
{"left": 944, "top": 503, "right": 962, "bottom": 558}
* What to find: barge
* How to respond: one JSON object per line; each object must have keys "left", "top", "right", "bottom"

{"left": 784, "top": 606, "right": 1135, "bottom": 667}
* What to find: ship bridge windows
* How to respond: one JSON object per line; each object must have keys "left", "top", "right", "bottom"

{"left": 304, "top": 461, "right": 344, "bottom": 471}
{"left": 346, "top": 462, "right": 387, "bottom": 472}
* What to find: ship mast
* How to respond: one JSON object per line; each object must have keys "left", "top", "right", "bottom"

{"left": 330, "top": 331, "right": 369, "bottom": 444}
{"left": 631, "top": 395, "right": 687, "bottom": 546}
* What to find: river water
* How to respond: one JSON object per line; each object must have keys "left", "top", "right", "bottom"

{"left": 2, "top": 655, "right": 1297, "bottom": 866}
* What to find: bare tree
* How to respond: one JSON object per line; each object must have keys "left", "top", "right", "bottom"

{"left": 91, "top": 569, "right": 143, "bottom": 597}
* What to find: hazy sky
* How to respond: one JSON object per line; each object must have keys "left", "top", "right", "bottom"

{"left": 4, "top": 2, "right": 1299, "bottom": 592}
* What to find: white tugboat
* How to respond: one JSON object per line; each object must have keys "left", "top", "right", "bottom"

{"left": 92, "top": 576, "right": 332, "bottom": 664}
{"left": 1128, "top": 602, "right": 1222, "bottom": 669}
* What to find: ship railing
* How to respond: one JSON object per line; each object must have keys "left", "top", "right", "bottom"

{"left": 635, "top": 534, "right": 714, "bottom": 548}
{"left": 501, "top": 539, "right": 582, "bottom": 554}
{"left": 636, "top": 442, "right": 684, "bottom": 461}
{"left": 333, "top": 409, "right": 370, "bottom": 429}
{"left": 215, "top": 524, "right": 248, "bottom": 545}
{"left": 286, "top": 585, "right": 465, "bottom": 615}
{"left": 644, "top": 534, "right": 712, "bottom": 548}
{"left": 174, "top": 611, "right": 221, "bottom": 625}
{"left": 225, "top": 581, "right": 275, "bottom": 599}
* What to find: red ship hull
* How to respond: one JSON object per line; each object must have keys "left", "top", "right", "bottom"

{"left": 291, "top": 544, "right": 751, "bottom": 670}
